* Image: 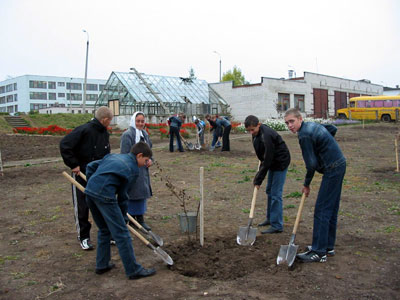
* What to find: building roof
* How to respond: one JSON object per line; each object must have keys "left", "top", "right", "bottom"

{"left": 97, "top": 70, "right": 226, "bottom": 107}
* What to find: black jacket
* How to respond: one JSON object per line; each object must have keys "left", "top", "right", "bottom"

{"left": 60, "top": 118, "right": 110, "bottom": 173}
{"left": 253, "top": 124, "right": 291, "bottom": 186}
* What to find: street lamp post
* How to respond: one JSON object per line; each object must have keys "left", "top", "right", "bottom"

{"left": 82, "top": 29, "right": 89, "bottom": 114}
{"left": 69, "top": 77, "right": 73, "bottom": 112}
{"left": 213, "top": 51, "right": 221, "bottom": 82}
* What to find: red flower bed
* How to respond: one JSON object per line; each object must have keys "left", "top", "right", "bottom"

{"left": 146, "top": 123, "right": 167, "bottom": 129}
{"left": 13, "top": 125, "right": 72, "bottom": 135}
{"left": 159, "top": 127, "right": 169, "bottom": 138}
{"left": 181, "top": 123, "right": 196, "bottom": 129}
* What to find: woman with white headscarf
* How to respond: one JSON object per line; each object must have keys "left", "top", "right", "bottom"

{"left": 120, "top": 112, "right": 153, "bottom": 231}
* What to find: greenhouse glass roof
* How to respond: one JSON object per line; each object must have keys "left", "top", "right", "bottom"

{"left": 96, "top": 70, "right": 227, "bottom": 107}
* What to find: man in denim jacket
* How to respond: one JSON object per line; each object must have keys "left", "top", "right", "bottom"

{"left": 284, "top": 108, "right": 346, "bottom": 263}
{"left": 85, "top": 142, "right": 156, "bottom": 279}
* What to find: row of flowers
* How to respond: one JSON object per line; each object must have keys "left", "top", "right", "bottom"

{"left": 13, "top": 118, "right": 357, "bottom": 136}
{"left": 13, "top": 125, "right": 73, "bottom": 135}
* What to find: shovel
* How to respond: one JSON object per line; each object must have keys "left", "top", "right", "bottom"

{"left": 127, "top": 213, "right": 164, "bottom": 247}
{"left": 75, "top": 172, "right": 164, "bottom": 247}
{"left": 127, "top": 223, "right": 173, "bottom": 265}
{"left": 237, "top": 187, "right": 259, "bottom": 246}
{"left": 62, "top": 171, "right": 173, "bottom": 265}
{"left": 276, "top": 193, "right": 306, "bottom": 267}
{"left": 194, "top": 133, "right": 201, "bottom": 150}
{"left": 180, "top": 134, "right": 194, "bottom": 150}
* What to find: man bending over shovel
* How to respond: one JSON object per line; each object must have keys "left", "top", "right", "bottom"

{"left": 284, "top": 108, "right": 346, "bottom": 263}
{"left": 244, "top": 115, "right": 291, "bottom": 234}
{"left": 85, "top": 142, "right": 156, "bottom": 279}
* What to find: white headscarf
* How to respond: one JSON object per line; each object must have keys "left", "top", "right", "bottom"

{"left": 130, "top": 111, "right": 145, "bottom": 144}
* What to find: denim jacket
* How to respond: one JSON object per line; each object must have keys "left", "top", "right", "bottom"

{"left": 298, "top": 122, "right": 346, "bottom": 187}
{"left": 169, "top": 116, "right": 182, "bottom": 128}
{"left": 216, "top": 118, "right": 231, "bottom": 128}
{"left": 85, "top": 153, "right": 139, "bottom": 202}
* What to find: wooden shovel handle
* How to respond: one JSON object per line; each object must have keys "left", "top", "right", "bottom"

{"left": 78, "top": 172, "right": 87, "bottom": 181}
{"left": 126, "top": 213, "right": 145, "bottom": 231}
{"left": 248, "top": 161, "right": 261, "bottom": 219}
{"left": 249, "top": 187, "right": 258, "bottom": 219}
{"left": 292, "top": 193, "right": 307, "bottom": 235}
{"left": 62, "top": 171, "right": 85, "bottom": 193}
{"left": 127, "top": 223, "right": 150, "bottom": 246}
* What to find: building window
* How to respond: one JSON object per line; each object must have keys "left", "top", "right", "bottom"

{"left": 58, "top": 93, "right": 65, "bottom": 98}
{"left": 0, "top": 96, "right": 5, "bottom": 104}
{"left": 29, "top": 80, "right": 47, "bottom": 89}
{"left": 13, "top": 83, "right": 17, "bottom": 91}
{"left": 277, "top": 93, "right": 290, "bottom": 112}
{"left": 48, "top": 81, "right": 56, "bottom": 89}
{"left": 67, "top": 93, "right": 82, "bottom": 100}
{"left": 0, "top": 86, "right": 4, "bottom": 94}
{"left": 66, "top": 82, "right": 82, "bottom": 90}
{"left": 30, "top": 103, "right": 47, "bottom": 110}
{"left": 6, "top": 84, "right": 13, "bottom": 92}
{"left": 14, "top": 94, "right": 18, "bottom": 102}
{"left": 86, "top": 83, "right": 98, "bottom": 91}
{"left": 99, "top": 84, "right": 105, "bottom": 91}
{"left": 49, "top": 93, "right": 57, "bottom": 100}
{"left": 14, "top": 105, "right": 18, "bottom": 112}
{"left": 58, "top": 82, "right": 65, "bottom": 87}
{"left": 0, "top": 107, "right": 6, "bottom": 112}
{"left": 86, "top": 94, "right": 98, "bottom": 101}
{"left": 30, "top": 92, "right": 47, "bottom": 100}
{"left": 7, "top": 95, "right": 13, "bottom": 103}
{"left": 294, "top": 94, "right": 305, "bottom": 112}
{"left": 7, "top": 105, "right": 14, "bottom": 113}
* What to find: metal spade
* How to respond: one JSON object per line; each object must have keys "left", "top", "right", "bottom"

{"left": 237, "top": 187, "right": 258, "bottom": 246}
{"left": 276, "top": 193, "right": 306, "bottom": 267}
{"left": 127, "top": 224, "right": 173, "bottom": 266}
{"left": 127, "top": 213, "right": 164, "bottom": 247}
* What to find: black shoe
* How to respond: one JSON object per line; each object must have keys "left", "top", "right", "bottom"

{"left": 261, "top": 227, "right": 283, "bottom": 234}
{"left": 306, "top": 245, "right": 335, "bottom": 257}
{"left": 129, "top": 268, "right": 156, "bottom": 280}
{"left": 258, "top": 219, "right": 271, "bottom": 227}
{"left": 95, "top": 263, "right": 115, "bottom": 275}
{"left": 297, "top": 250, "right": 327, "bottom": 263}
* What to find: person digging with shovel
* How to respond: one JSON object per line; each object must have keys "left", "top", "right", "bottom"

{"left": 284, "top": 108, "right": 346, "bottom": 263}
{"left": 85, "top": 142, "right": 156, "bottom": 279}
{"left": 244, "top": 115, "right": 291, "bottom": 234}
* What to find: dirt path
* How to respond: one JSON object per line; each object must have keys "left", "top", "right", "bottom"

{"left": 0, "top": 123, "right": 399, "bottom": 299}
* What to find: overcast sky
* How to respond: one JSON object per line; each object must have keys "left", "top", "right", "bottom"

{"left": 0, "top": 0, "right": 399, "bottom": 87}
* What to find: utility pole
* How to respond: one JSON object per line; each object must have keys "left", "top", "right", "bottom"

{"left": 82, "top": 30, "right": 89, "bottom": 113}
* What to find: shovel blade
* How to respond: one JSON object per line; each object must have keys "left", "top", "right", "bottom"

{"left": 154, "top": 247, "right": 174, "bottom": 265}
{"left": 276, "top": 243, "right": 298, "bottom": 267}
{"left": 148, "top": 231, "right": 164, "bottom": 247}
{"left": 236, "top": 226, "right": 257, "bottom": 246}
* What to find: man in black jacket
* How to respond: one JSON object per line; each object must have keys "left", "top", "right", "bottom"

{"left": 244, "top": 115, "right": 291, "bottom": 234}
{"left": 60, "top": 106, "right": 113, "bottom": 250}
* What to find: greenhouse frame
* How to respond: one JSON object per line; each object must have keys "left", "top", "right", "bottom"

{"left": 95, "top": 68, "right": 229, "bottom": 121}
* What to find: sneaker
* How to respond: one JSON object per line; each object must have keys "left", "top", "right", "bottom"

{"left": 95, "top": 263, "right": 115, "bottom": 275}
{"left": 306, "top": 245, "right": 335, "bottom": 257}
{"left": 110, "top": 239, "right": 116, "bottom": 246}
{"left": 258, "top": 219, "right": 271, "bottom": 227}
{"left": 261, "top": 227, "right": 283, "bottom": 234}
{"left": 129, "top": 268, "right": 156, "bottom": 280}
{"left": 215, "top": 142, "right": 221, "bottom": 148}
{"left": 80, "top": 238, "right": 94, "bottom": 251}
{"left": 297, "top": 250, "right": 327, "bottom": 263}
{"left": 209, "top": 146, "right": 215, "bottom": 151}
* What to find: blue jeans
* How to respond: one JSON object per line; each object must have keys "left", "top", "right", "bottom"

{"left": 86, "top": 195, "right": 143, "bottom": 277}
{"left": 265, "top": 168, "right": 288, "bottom": 231}
{"left": 169, "top": 126, "right": 183, "bottom": 152}
{"left": 311, "top": 162, "right": 346, "bottom": 255}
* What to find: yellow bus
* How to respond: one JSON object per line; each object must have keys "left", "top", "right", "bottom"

{"left": 337, "top": 95, "right": 400, "bottom": 122}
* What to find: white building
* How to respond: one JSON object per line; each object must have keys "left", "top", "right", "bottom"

{"left": 210, "top": 72, "right": 384, "bottom": 121}
{"left": 0, "top": 75, "right": 107, "bottom": 114}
